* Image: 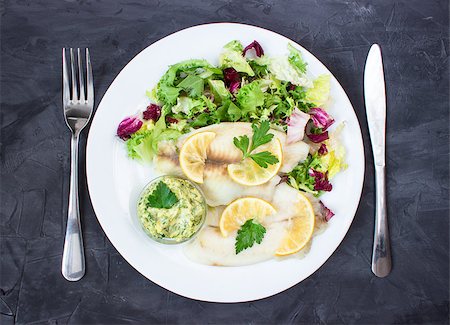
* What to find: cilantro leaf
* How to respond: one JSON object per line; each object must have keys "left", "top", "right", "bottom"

{"left": 249, "top": 151, "right": 279, "bottom": 168}
{"left": 233, "top": 135, "right": 250, "bottom": 157}
{"left": 235, "top": 219, "right": 266, "bottom": 254}
{"left": 250, "top": 120, "right": 274, "bottom": 152}
{"left": 147, "top": 181, "right": 179, "bottom": 209}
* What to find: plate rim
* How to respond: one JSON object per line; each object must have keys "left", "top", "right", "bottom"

{"left": 86, "top": 22, "right": 365, "bottom": 303}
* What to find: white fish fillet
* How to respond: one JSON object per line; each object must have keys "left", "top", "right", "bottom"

{"left": 184, "top": 222, "right": 288, "bottom": 266}
{"left": 184, "top": 183, "right": 327, "bottom": 266}
{"left": 154, "top": 122, "right": 309, "bottom": 206}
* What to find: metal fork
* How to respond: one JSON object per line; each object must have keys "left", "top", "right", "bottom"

{"left": 62, "top": 48, "right": 94, "bottom": 281}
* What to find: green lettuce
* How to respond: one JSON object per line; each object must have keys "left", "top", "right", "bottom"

{"left": 171, "top": 96, "right": 205, "bottom": 117}
{"left": 305, "top": 74, "right": 331, "bottom": 107}
{"left": 211, "top": 100, "right": 241, "bottom": 122}
{"left": 207, "top": 79, "right": 231, "bottom": 104}
{"left": 321, "top": 123, "right": 347, "bottom": 178}
{"left": 287, "top": 43, "right": 307, "bottom": 74}
{"left": 153, "top": 59, "right": 216, "bottom": 106}
{"left": 219, "top": 40, "right": 254, "bottom": 76}
{"left": 176, "top": 74, "right": 204, "bottom": 98}
{"left": 126, "top": 110, "right": 181, "bottom": 162}
{"left": 288, "top": 153, "right": 322, "bottom": 195}
{"left": 236, "top": 80, "right": 265, "bottom": 118}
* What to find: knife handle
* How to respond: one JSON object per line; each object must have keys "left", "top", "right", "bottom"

{"left": 371, "top": 164, "right": 392, "bottom": 277}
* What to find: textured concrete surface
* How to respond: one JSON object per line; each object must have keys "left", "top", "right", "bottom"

{"left": 1, "top": 0, "right": 449, "bottom": 324}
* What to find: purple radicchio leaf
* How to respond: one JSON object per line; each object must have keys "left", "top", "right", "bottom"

{"left": 309, "top": 107, "right": 335, "bottom": 130}
{"left": 287, "top": 107, "right": 310, "bottom": 144}
{"left": 287, "top": 83, "right": 296, "bottom": 91}
{"left": 166, "top": 116, "right": 178, "bottom": 124}
{"left": 320, "top": 201, "right": 335, "bottom": 222}
{"left": 307, "top": 130, "right": 329, "bottom": 143}
{"left": 318, "top": 143, "right": 328, "bottom": 155}
{"left": 277, "top": 173, "right": 289, "bottom": 185}
{"left": 117, "top": 116, "right": 143, "bottom": 140}
{"left": 308, "top": 169, "right": 333, "bottom": 192}
{"left": 242, "top": 40, "right": 264, "bottom": 57}
{"left": 143, "top": 104, "right": 161, "bottom": 121}
{"left": 223, "top": 67, "right": 241, "bottom": 93}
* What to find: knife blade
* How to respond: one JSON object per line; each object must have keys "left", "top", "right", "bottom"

{"left": 364, "top": 44, "right": 392, "bottom": 277}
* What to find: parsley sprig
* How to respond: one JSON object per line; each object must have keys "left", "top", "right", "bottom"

{"left": 147, "top": 181, "right": 179, "bottom": 209}
{"left": 235, "top": 219, "right": 266, "bottom": 254}
{"left": 233, "top": 121, "right": 279, "bottom": 168}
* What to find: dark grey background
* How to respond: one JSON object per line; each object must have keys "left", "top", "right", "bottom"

{"left": 1, "top": 0, "right": 449, "bottom": 324}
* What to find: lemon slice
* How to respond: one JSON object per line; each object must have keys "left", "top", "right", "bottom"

{"left": 227, "top": 138, "right": 282, "bottom": 186}
{"left": 179, "top": 131, "right": 216, "bottom": 183}
{"left": 276, "top": 192, "right": 315, "bottom": 256}
{"left": 219, "top": 197, "right": 276, "bottom": 237}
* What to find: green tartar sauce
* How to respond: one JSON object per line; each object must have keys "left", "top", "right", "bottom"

{"left": 137, "top": 176, "right": 205, "bottom": 242}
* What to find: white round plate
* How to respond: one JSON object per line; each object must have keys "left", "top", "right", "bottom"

{"left": 87, "top": 23, "right": 364, "bottom": 303}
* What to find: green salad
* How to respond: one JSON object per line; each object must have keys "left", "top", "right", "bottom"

{"left": 117, "top": 39, "right": 346, "bottom": 221}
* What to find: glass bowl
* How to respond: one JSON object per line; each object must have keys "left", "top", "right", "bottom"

{"left": 136, "top": 175, "right": 207, "bottom": 244}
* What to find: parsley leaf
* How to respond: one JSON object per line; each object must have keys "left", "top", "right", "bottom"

{"left": 233, "top": 135, "right": 250, "bottom": 157}
{"left": 232, "top": 121, "right": 279, "bottom": 168}
{"left": 235, "top": 219, "right": 266, "bottom": 254}
{"left": 147, "top": 181, "right": 179, "bottom": 209}
{"left": 250, "top": 121, "right": 274, "bottom": 151}
{"left": 249, "top": 151, "right": 279, "bottom": 168}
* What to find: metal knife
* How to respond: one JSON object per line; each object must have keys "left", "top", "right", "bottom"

{"left": 364, "top": 44, "right": 392, "bottom": 277}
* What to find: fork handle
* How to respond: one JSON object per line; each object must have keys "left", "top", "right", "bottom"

{"left": 62, "top": 134, "right": 85, "bottom": 281}
{"left": 371, "top": 165, "right": 392, "bottom": 277}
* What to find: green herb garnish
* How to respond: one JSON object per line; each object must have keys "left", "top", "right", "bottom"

{"left": 233, "top": 121, "right": 279, "bottom": 168}
{"left": 235, "top": 219, "right": 266, "bottom": 254}
{"left": 147, "top": 181, "right": 179, "bottom": 209}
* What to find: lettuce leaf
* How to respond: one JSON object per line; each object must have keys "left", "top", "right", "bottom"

{"left": 176, "top": 74, "right": 204, "bottom": 98}
{"left": 267, "top": 56, "right": 312, "bottom": 87}
{"left": 171, "top": 96, "right": 205, "bottom": 117}
{"left": 224, "top": 40, "right": 244, "bottom": 52}
{"left": 227, "top": 101, "right": 242, "bottom": 121}
{"left": 208, "top": 79, "right": 231, "bottom": 104}
{"left": 249, "top": 59, "right": 270, "bottom": 78}
{"left": 155, "top": 84, "right": 181, "bottom": 106}
{"left": 126, "top": 109, "right": 181, "bottom": 162}
{"left": 320, "top": 123, "right": 347, "bottom": 178}
{"left": 305, "top": 74, "right": 331, "bottom": 107}
{"left": 219, "top": 40, "right": 254, "bottom": 76}
{"left": 236, "top": 80, "right": 265, "bottom": 118}
{"left": 287, "top": 153, "right": 322, "bottom": 195}
{"left": 211, "top": 99, "right": 242, "bottom": 122}
{"left": 287, "top": 43, "right": 307, "bottom": 74}
{"left": 287, "top": 107, "right": 310, "bottom": 143}
{"left": 154, "top": 59, "right": 215, "bottom": 106}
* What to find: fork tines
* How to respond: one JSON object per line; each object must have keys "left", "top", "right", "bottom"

{"left": 62, "top": 48, "right": 93, "bottom": 106}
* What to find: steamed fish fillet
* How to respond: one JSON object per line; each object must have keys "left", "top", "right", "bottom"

{"left": 184, "top": 183, "right": 327, "bottom": 266}
{"left": 184, "top": 222, "right": 288, "bottom": 266}
{"left": 154, "top": 123, "right": 309, "bottom": 206}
